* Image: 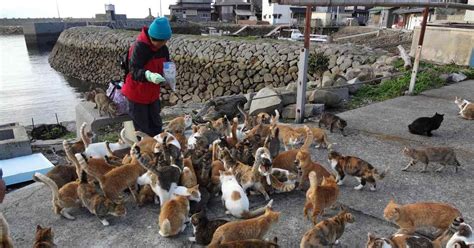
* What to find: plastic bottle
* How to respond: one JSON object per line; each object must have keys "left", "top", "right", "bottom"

{"left": 163, "top": 62, "right": 177, "bottom": 92}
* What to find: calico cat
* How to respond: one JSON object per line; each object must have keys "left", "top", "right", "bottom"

{"left": 33, "top": 225, "right": 56, "bottom": 248}
{"left": 402, "top": 146, "right": 461, "bottom": 173}
{"left": 328, "top": 151, "right": 386, "bottom": 191}
{"left": 166, "top": 113, "right": 193, "bottom": 134}
{"left": 94, "top": 92, "right": 118, "bottom": 117}
{"left": 158, "top": 194, "right": 190, "bottom": 237}
{"left": 33, "top": 173, "right": 81, "bottom": 220}
{"left": 366, "top": 232, "right": 434, "bottom": 248}
{"left": 219, "top": 169, "right": 273, "bottom": 219}
{"left": 447, "top": 222, "right": 474, "bottom": 248}
{"left": 45, "top": 164, "right": 78, "bottom": 189}
{"left": 408, "top": 113, "right": 444, "bottom": 136}
{"left": 318, "top": 112, "right": 347, "bottom": 136}
{"left": 383, "top": 199, "right": 462, "bottom": 235}
{"left": 208, "top": 206, "right": 280, "bottom": 246}
{"left": 295, "top": 150, "right": 332, "bottom": 190}
{"left": 214, "top": 237, "right": 279, "bottom": 248}
{"left": 153, "top": 132, "right": 182, "bottom": 165}
{"left": 189, "top": 210, "right": 229, "bottom": 245}
{"left": 0, "top": 213, "right": 13, "bottom": 248}
{"left": 77, "top": 171, "right": 126, "bottom": 226}
{"left": 434, "top": 217, "right": 466, "bottom": 248}
{"left": 455, "top": 96, "right": 474, "bottom": 120}
{"left": 300, "top": 208, "right": 354, "bottom": 248}
{"left": 304, "top": 172, "right": 339, "bottom": 224}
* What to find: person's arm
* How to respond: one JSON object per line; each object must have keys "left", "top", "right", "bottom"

{"left": 129, "top": 42, "right": 153, "bottom": 82}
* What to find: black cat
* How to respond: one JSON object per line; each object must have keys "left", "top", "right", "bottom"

{"left": 408, "top": 113, "right": 444, "bottom": 137}
{"left": 189, "top": 210, "right": 228, "bottom": 245}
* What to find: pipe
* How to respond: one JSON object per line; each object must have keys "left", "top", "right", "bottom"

{"left": 269, "top": 0, "right": 474, "bottom": 10}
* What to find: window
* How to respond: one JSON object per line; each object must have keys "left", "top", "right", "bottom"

{"left": 278, "top": 14, "right": 282, "bottom": 18}
{"left": 263, "top": 14, "right": 266, "bottom": 19}
{"left": 273, "top": 14, "right": 277, "bottom": 18}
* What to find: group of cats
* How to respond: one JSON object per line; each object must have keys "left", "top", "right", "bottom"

{"left": 3, "top": 95, "right": 472, "bottom": 247}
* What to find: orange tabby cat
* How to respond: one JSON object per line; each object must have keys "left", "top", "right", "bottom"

{"left": 33, "top": 225, "right": 56, "bottom": 248}
{"left": 212, "top": 237, "right": 279, "bottom": 248}
{"left": 137, "top": 184, "right": 156, "bottom": 207}
{"left": 304, "top": 172, "right": 339, "bottom": 224}
{"left": 300, "top": 208, "right": 354, "bottom": 248}
{"left": 33, "top": 173, "right": 81, "bottom": 220}
{"left": 0, "top": 213, "right": 13, "bottom": 248}
{"left": 75, "top": 154, "right": 118, "bottom": 182}
{"left": 208, "top": 206, "right": 280, "bottom": 246}
{"left": 295, "top": 150, "right": 332, "bottom": 190}
{"left": 272, "top": 126, "right": 313, "bottom": 173}
{"left": 294, "top": 126, "right": 332, "bottom": 149}
{"left": 181, "top": 157, "right": 198, "bottom": 188}
{"left": 166, "top": 113, "right": 193, "bottom": 134}
{"left": 158, "top": 194, "right": 190, "bottom": 237}
{"left": 383, "top": 199, "right": 462, "bottom": 235}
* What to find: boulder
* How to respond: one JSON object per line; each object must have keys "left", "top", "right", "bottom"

{"left": 249, "top": 87, "right": 283, "bottom": 116}
{"left": 286, "top": 82, "right": 297, "bottom": 92}
{"left": 346, "top": 77, "right": 362, "bottom": 94}
{"left": 244, "top": 92, "right": 257, "bottom": 111}
{"left": 446, "top": 73, "right": 467, "bottom": 83}
{"left": 322, "top": 73, "right": 334, "bottom": 88}
{"left": 307, "top": 90, "right": 342, "bottom": 108}
{"left": 274, "top": 88, "right": 297, "bottom": 106}
{"left": 281, "top": 103, "right": 325, "bottom": 119}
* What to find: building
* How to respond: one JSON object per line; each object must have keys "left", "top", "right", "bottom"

{"left": 392, "top": 8, "right": 434, "bottom": 30}
{"left": 169, "top": 0, "right": 212, "bottom": 22}
{"left": 95, "top": 4, "right": 127, "bottom": 21}
{"left": 368, "top": 7, "right": 398, "bottom": 28}
{"left": 213, "top": 0, "right": 252, "bottom": 23}
{"left": 311, "top": 6, "right": 369, "bottom": 27}
{"left": 261, "top": 1, "right": 308, "bottom": 25}
{"left": 466, "top": 0, "right": 474, "bottom": 22}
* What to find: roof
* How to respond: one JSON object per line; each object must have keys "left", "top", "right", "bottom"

{"left": 234, "top": 9, "right": 253, "bottom": 16}
{"left": 214, "top": 0, "right": 251, "bottom": 6}
{"left": 369, "top": 6, "right": 397, "bottom": 13}
{"left": 393, "top": 8, "right": 427, "bottom": 14}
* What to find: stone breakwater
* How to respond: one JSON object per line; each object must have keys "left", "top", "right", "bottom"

{"left": 49, "top": 26, "right": 393, "bottom": 105}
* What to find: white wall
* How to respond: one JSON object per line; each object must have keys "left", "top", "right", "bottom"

{"left": 262, "top": 1, "right": 293, "bottom": 25}
{"left": 465, "top": 0, "right": 474, "bottom": 22}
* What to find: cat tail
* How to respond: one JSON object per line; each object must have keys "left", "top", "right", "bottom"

{"left": 270, "top": 174, "right": 295, "bottom": 192}
{"left": 242, "top": 199, "right": 274, "bottom": 219}
{"left": 0, "top": 213, "right": 13, "bottom": 248}
{"left": 79, "top": 170, "right": 88, "bottom": 184}
{"left": 301, "top": 126, "right": 314, "bottom": 150}
{"left": 373, "top": 168, "right": 388, "bottom": 180}
{"left": 33, "top": 173, "right": 60, "bottom": 203}
{"left": 309, "top": 171, "right": 318, "bottom": 188}
{"left": 80, "top": 122, "right": 91, "bottom": 148}
{"left": 63, "top": 140, "right": 81, "bottom": 178}
{"left": 159, "top": 218, "right": 172, "bottom": 237}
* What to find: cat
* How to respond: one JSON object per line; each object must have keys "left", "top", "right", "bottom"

{"left": 33, "top": 173, "right": 81, "bottom": 220}
{"left": 264, "top": 126, "right": 280, "bottom": 159}
{"left": 158, "top": 194, "right": 190, "bottom": 237}
{"left": 75, "top": 154, "right": 120, "bottom": 182}
{"left": 304, "top": 171, "right": 339, "bottom": 224}
{"left": 214, "top": 237, "right": 279, "bottom": 248}
{"left": 45, "top": 164, "right": 78, "bottom": 189}
{"left": 137, "top": 184, "right": 157, "bottom": 207}
{"left": 173, "top": 132, "right": 188, "bottom": 153}
{"left": 408, "top": 113, "right": 444, "bottom": 136}
{"left": 188, "top": 210, "right": 229, "bottom": 245}
{"left": 455, "top": 96, "right": 474, "bottom": 120}
{"left": 300, "top": 208, "right": 354, "bottom": 248}
{"left": 84, "top": 88, "right": 106, "bottom": 104}
{"left": 0, "top": 213, "right": 13, "bottom": 248}
{"left": 62, "top": 139, "right": 87, "bottom": 177}
{"left": 219, "top": 169, "right": 273, "bottom": 219}
{"left": 295, "top": 150, "right": 332, "bottom": 190}
{"left": 210, "top": 140, "right": 226, "bottom": 195}
{"left": 77, "top": 171, "right": 126, "bottom": 226}
{"left": 166, "top": 113, "right": 193, "bottom": 134}
{"left": 294, "top": 126, "right": 333, "bottom": 149}
{"left": 180, "top": 157, "right": 198, "bottom": 188}
{"left": 212, "top": 116, "right": 231, "bottom": 136}
{"left": 366, "top": 232, "right": 434, "bottom": 248}
{"left": 153, "top": 132, "right": 182, "bottom": 165}
{"left": 79, "top": 123, "right": 130, "bottom": 158}
{"left": 33, "top": 225, "right": 56, "bottom": 248}
{"left": 402, "top": 146, "right": 461, "bottom": 173}
{"left": 318, "top": 112, "right": 347, "bottom": 136}
{"left": 94, "top": 92, "right": 118, "bottom": 117}
{"left": 328, "top": 151, "right": 386, "bottom": 191}
{"left": 446, "top": 222, "right": 474, "bottom": 248}
{"left": 105, "top": 141, "right": 130, "bottom": 159}
{"left": 275, "top": 124, "right": 306, "bottom": 150}
{"left": 208, "top": 205, "right": 280, "bottom": 246}
{"left": 434, "top": 217, "right": 466, "bottom": 248}
{"left": 383, "top": 198, "right": 462, "bottom": 235}
{"left": 272, "top": 126, "right": 314, "bottom": 173}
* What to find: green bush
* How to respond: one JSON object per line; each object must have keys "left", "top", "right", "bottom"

{"left": 308, "top": 52, "right": 329, "bottom": 77}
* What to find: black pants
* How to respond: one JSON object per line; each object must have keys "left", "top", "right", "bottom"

{"left": 127, "top": 99, "right": 163, "bottom": 137}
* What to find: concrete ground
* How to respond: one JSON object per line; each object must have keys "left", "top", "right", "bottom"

{"left": 1, "top": 80, "right": 473, "bottom": 248}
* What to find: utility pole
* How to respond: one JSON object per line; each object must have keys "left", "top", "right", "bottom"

{"left": 55, "top": 0, "right": 61, "bottom": 19}
{"left": 160, "top": 0, "right": 163, "bottom": 17}
{"left": 295, "top": 5, "right": 312, "bottom": 123}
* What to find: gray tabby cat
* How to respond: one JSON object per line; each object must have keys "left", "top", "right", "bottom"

{"left": 402, "top": 147, "right": 461, "bottom": 173}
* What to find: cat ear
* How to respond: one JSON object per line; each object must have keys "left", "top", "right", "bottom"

{"left": 368, "top": 232, "right": 376, "bottom": 240}
{"left": 272, "top": 237, "right": 278, "bottom": 244}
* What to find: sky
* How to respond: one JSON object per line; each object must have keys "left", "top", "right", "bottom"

{"left": 0, "top": 0, "right": 177, "bottom": 19}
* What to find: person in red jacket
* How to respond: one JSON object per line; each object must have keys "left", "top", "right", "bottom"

{"left": 121, "top": 17, "right": 172, "bottom": 136}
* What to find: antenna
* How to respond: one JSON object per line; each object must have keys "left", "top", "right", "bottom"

{"left": 55, "top": 0, "right": 61, "bottom": 19}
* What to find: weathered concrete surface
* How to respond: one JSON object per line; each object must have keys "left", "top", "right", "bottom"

{"left": 1, "top": 81, "right": 473, "bottom": 247}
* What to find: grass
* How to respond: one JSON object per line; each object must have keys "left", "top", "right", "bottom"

{"left": 348, "top": 60, "right": 474, "bottom": 109}
{"left": 60, "top": 132, "right": 76, "bottom": 140}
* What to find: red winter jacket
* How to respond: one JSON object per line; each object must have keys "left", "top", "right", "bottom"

{"left": 122, "top": 27, "right": 170, "bottom": 104}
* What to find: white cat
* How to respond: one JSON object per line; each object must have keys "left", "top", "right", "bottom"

{"left": 219, "top": 169, "right": 272, "bottom": 219}
{"left": 80, "top": 122, "right": 130, "bottom": 158}
{"left": 447, "top": 222, "right": 474, "bottom": 248}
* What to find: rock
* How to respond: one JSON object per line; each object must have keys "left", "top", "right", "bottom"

{"left": 222, "top": 75, "right": 230, "bottom": 83}
{"left": 345, "top": 68, "right": 361, "bottom": 80}
{"left": 286, "top": 82, "right": 297, "bottom": 92}
{"left": 214, "top": 86, "right": 224, "bottom": 96}
{"left": 385, "top": 56, "right": 399, "bottom": 65}
{"left": 281, "top": 103, "right": 325, "bottom": 119}
{"left": 274, "top": 88, "right": 297, "bottom": 106}
{"left": 264, "top": 73, "right": 273, "bottom": 83}
{"left": 244, "top": 92, "right": 256, "bottom": 111}
{"left": 183, "top": 94, "right": 192, "bottom": 101}
{"left": 230, "top": 85, "right": 240, "bottom": 93}
{"left": 340, "top": 58, "right": 352, "bottom": 71}
{"left": 254, "top": 74, "right": 263, "bottom": 83}
{"left": 322, "top": 73, "right": 334, "bottom": 88}
{"left": 307, "top": 80, "right": 321, "bottom": 89}
{"left": 336, "top": 55, "right": 345, "bottom": 65}
{"left": 307, "top": 90, "right": 342, "bottom": 107}
{"left": 446, "top": 73, "right": 467, "bottom": 83}
{"left": 284, "top": 74, "right": 293, "bottom": 83}
{"left": 347, "top": 77, "right": 362, "bottom": 94}
{"left": 357, "top": 65, "right": 375, "bottom": 81}
{"left": 192, "top": 94, "right": 201, "bottom": 102}
{"left": 288, "top": 66, "right": 298, "bottom": 74}
{"left": 333, "top": 76, "right": 347, "bottom": 87}
{"left": 169, "top": 94, "right": 179, "bottom": 105}
{"left": 237, "top": 70, "right": 246, "bottom": 79}
{"left": 249, "top": 87, "right": 282, "bottom": 116}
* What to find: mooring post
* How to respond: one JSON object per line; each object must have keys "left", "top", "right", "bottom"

{"left": 408, "top": 7, "right": 429, "bottom": 94}
{"left": 296, "top": 5, "right": 312, "bottom": 123}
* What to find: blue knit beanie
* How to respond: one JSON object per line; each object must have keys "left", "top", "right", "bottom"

{"left": 148, "top": 17, "right": 172, "bottom": 40}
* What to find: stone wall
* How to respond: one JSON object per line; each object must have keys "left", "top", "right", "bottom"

{"left": 49, "top": 26, "right": 393, "bottom": 105}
